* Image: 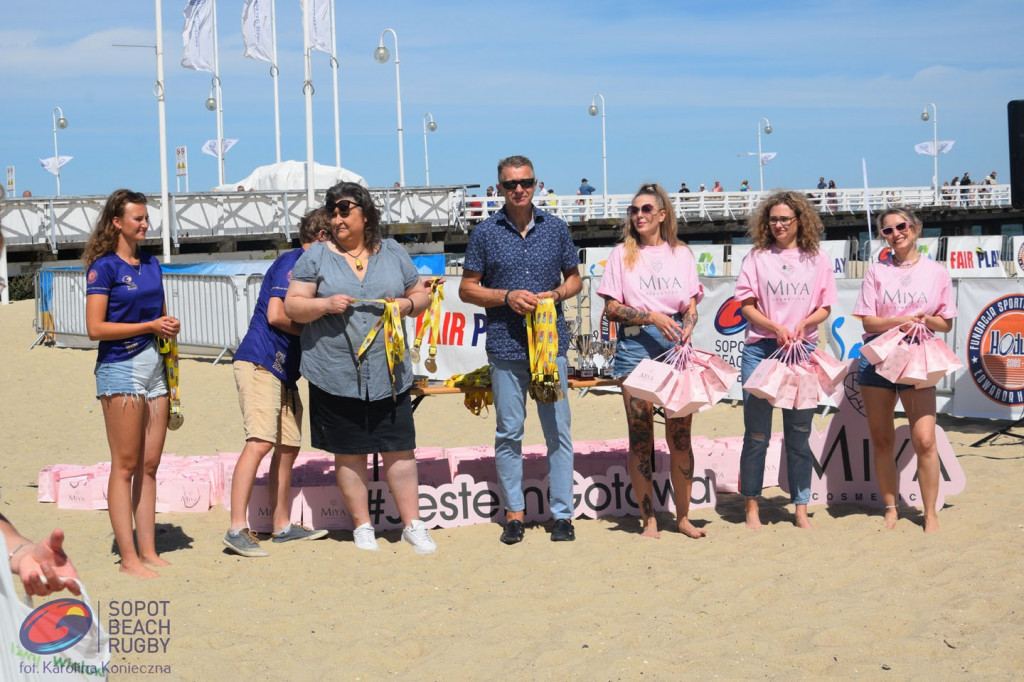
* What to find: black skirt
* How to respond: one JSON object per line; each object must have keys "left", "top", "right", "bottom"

{"left": 309, "top": 383, "right": 416, "bottom": 455}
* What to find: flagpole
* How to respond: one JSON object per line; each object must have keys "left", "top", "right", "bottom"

{"left": 155, "top": 0, "right": 171, "bottom": 263}
{"left": 329, "top": 0, "right": 340, "bottom": 168}
{"left": 271, "top": 0, "right": 281, "bottom": 163}
{"left": 212, "top": 0, "right": 225, "bottom": 186}
{"left": 302, "top": 0, "right": 316, "bottom": 207}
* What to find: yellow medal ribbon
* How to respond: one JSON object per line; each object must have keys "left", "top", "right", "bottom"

{"left": 356, "top": 299, "right": 406, "bottom": 399}
{"left": 526, "top": 297, "right": 564, "bottom": 404}
{"left": 444, "top": 365, "right": 493, "bottom": 416}
{"left": 411, "top": 279, "right": 444, "bottom": 371}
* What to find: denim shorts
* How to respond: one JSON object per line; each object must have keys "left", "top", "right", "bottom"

{"left": 94, "top": 341, "right": 168, "bottom": 399}
{"left": 856, "top": 356, "right": 915, "bottom": 392}
{"left": 612, "top": 323, "right": 677, "bottom": 379}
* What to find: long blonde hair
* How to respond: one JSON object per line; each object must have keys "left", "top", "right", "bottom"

{"left": 621, "top": 183, "right": 680, "bottom": 269}
{"left": 82, "top": 189, "right": 147, "bottom": 267}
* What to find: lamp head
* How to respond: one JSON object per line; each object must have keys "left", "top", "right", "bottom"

{"left": 588, "top": 104, "right": 599, "bottom": 117}
{"left": 427, "top": 120, "right": 437, "bottom": 132}
{"left": 205, "top": 96, "right": 217, "bottom": 111}
{"left": 373, "top": 45, "right": 390, "bottom": 63}
{"left": 763, "top": 124, "right": 772, "bottom": 135}
{"left": 56, "top": 116, "right": 68, "bottom": 130}
{"left": 921, "top": 110, "right": 930, "bottom": 122}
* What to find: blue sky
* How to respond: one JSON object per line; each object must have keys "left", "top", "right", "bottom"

{"left": 1, "top": 1, "right": 1020, "bottom": 199}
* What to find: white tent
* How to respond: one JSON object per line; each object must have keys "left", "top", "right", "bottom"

{"left": 216, "top": 160, "right": 367, "bottom": 192}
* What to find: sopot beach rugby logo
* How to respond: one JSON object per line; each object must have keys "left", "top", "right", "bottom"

{"left": 967, "top": 294, "right": 1024, "bottom": 405}
{"left": 19, "top": 598, "right": 94, "bottom": 654}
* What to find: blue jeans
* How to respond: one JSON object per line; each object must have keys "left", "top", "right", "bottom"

{"left": 489, "top": 355, "right": 574, "bottom": 519}
{"left": 739, "top": 339, "right": 814, "bottom": 505}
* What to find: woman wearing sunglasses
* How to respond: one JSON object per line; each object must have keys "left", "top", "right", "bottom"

{"left": 853, "top": 207, "right": 955, "bottom": 533}
{"left": 597, "top": 183, "right": 706, "bottom": 539}
{"left": 284, "top": 182, "right": 437, "bottom": 554}
{"left": 734, "top": 190, "right": 837, "bottom": 530}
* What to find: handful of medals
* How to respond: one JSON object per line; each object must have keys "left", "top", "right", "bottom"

{"left": 157, "top": 337, "right": 184, "bottom": 430}
{"left": 356, "top": 299, "right": 405, "bottom": 399}
{"left": 409, "top": 279, "right": 444, "bottom": 373}
{"left": 526, "top": 297, "right": 564, "bottom": 404}
{"left": 444, "top": 366, "right": 493, "bottom": 416}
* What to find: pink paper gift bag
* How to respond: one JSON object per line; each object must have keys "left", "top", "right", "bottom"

{"left": 809, "top": 348, "right": 848, "bottom": 389}
{"left": 743, "top": 358, "right": 786, "bottom": 401}
{"left": 876, "top": 341, "right": 913, "bottom": 383}
{"left": 691, "top": 349, "right": 740, "bottom": 387}
{"left": 897, "top": 344, "right": 929, "bottom": 386}
{"left": 917, "top": 338, "right": 963, "bottom": 388}
{"left": 771, "top": 370, "right": 799, "bottom": 410}
{"left": 792, "top": 367, "right": 820, "bottom": 410}
{"left": 622, "top": 358, "right": 678, "bottom": 406}
{"left": 697, "top": 366, "right": 731, "bottom": 410}
{"left": 860, "top": 327, "right": 905, "bottom": 365}
{"left": 663, "top": 367, "right": 710, "bottom": 418}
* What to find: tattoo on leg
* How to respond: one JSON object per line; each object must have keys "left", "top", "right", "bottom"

{"left": 627, "top": 397, "right": 654, "bottom": 481}
{"left": 641, "top": 495, "right": 654, "bottom": 519}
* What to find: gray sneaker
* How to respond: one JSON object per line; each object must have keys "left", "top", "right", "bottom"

{"left": 223, "top": 528, "right": 269, "bottom": 557}
{"left": 272, "top": 524, "right": 328, "bottom": 544}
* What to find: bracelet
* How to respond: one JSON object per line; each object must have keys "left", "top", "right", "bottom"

{"left": 8, "top": 541, "right": 31, "bottom": 561}
{"left": 504, "top": 290, "right": 513, "bottom": 306}
{"left": 552, "top": 290, "right": 561, "bottom": 303}
{"left": 404, "top": 297, "right": 415, "bottom": 315}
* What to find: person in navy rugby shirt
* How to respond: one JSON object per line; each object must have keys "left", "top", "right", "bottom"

{"left": 223, "top": 210, "right": 331, "bottom": 557}
{"left": 84, "top": 190, "right": 180, "bottom": 579}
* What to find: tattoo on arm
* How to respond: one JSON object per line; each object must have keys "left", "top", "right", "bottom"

{"left": 605, "top": 300, "right": 651, "bottom": 325}
{"left": 680, "top": 310, "right": 697, "bottom": 333}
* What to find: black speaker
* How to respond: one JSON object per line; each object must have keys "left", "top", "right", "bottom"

{"left": 1009, "top": 100, "right": 1024, "bottom": 209}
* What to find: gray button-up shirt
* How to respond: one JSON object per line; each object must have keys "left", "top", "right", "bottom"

{"left": 293, "top": 239, "right": 419, "bottom": 400}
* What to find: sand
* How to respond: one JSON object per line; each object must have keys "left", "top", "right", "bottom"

{"left": 2, "top": 298, "right": 1023, "bottom": 680}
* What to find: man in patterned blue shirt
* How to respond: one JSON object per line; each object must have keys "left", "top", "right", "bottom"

{"left": 459, "top": 155, "right": 583, "bottom": 545}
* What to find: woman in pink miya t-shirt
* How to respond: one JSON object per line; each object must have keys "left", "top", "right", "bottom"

{"left": 854, "top": 207, "right": 956, "bottom": 534}
{"left": 598, "top": 183, "right": 706, "bottom": 540}
{"left": 733, "top": 190, "right": 837, "bottom": 531}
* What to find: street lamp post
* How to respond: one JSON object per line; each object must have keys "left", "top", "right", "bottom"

{"left": 423, "top": 113, "right": 437, "bottom": 186}
{"left": 921, "top": 103, "right": 939, "bottom": 205}
{"left": 588, "top": 94, "right": 607, "bottom": 217}
{"left": 51, "top": 107, "right": 68, "bottom": 196}
{"left": 374, "top": 28, "right": 405, "bottom": 187}
{"left": 757, "top": 117, "right": 772, "bottom": 192}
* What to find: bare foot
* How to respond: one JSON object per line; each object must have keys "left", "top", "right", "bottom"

{"left": 794, "top": 505, "right": 814, "bottom": 530}
{"left": 744, "top": 498, "right": 762, "bottom": 530}
{"left": 677, "top": 518, "right": 707, "bottom": 539}
{"left": 142, "top": 555, "right": 171, "bottom": 567}
{"left": 883, "top": 507, "right": 898, "bottom": 530}
{"left": 639, "top": 520, "right": 660, "bottom": 539}
{"left": 120, "top": 562, "right": 159, "bottom": 579}
{"left": 923, "top": 514, "right": 939, "bottom": 533}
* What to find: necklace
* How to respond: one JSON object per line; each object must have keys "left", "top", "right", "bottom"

{"left": 892, "top": 252, "right": 920, "bottom": 268}
{"left": 338, "top": 244, "right": 367, "bottom": 270}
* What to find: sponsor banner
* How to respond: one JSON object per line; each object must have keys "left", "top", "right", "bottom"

{"left": 821, "top": 240, "right": 850, "bottom": 279}
{"left": 1013, "top": 235, "right": 1024, "bottom": 278}
{"left": 580, "top": 246, "right": 614, "bottom": 280}
{"left": 689, "top": 244, "right": 725, "bottom": 277}
{"left": 729, "top": 244, "right": 753, "bottom": 276}
{"left": 868, "top": 237, "right": 939, "bottom": 263}
{"left": 952, "top": 280, "right": 1024, "bottom": 419}
{"left": 175, "top": 146, "right": 188, "bottom": 178}
{"left": 945, "top": 235, "right": 1006, "bottom": 279}
{"left": 405, "top": 275, "right": 488, "bottom": 379}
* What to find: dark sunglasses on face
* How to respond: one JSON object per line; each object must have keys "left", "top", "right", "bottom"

{"left": 627, "top": 204, "right": 658, "bottom": 216}
{"left": 327, "top": 199, "right": 359, "bottom": 215}
{"left": 880, "top": 221, "right": 911, "bottom": 237}
{"left": 499, "top": 178, "right": 536, "bottom": 190}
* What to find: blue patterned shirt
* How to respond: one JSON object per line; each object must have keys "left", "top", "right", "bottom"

{"left": 463, "top": 206, "right": 580, "bottom": 361}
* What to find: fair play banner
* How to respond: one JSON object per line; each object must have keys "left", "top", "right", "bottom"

{"left": 945, "top": 236, "right": 1006, "bottom": 279}
{"left": 867, "top": 237, "right": 939, "bottom": 263}
{"left": 1012, "top": 236, "right": 1024, "bottom": 277}
{"left": 820, "top": 240, "right": 850, "bottom": 279}
{"left": 404, "top": 276, "right": 488, "bottom": 379}
{"left": 951, "top": 279, "right": 1024, "bottom": 420}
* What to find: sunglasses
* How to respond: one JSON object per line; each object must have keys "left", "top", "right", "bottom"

{"left": 627, "top": 204, "right": 658, "bottom": 216}
{"left": 326, "top": 199, "right": 361, "bottom": 216}
{"left": 880, "top": 221, "right": 911, "bottom": 237}
{"left": 499, "top": 178, "right": 536, "bottom": 190}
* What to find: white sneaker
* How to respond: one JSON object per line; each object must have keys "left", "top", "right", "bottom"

{"left": 352, "top": 522, "right": 379, "bottom": 551}
{"left": 402, "top": 520, "right": 437, "bottom": 555}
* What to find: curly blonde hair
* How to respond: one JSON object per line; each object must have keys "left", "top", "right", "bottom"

{"left": 82, "top": 189, "right": 147, "bottom": 267}
{"left": 620, "top": 183, "right": 680, "bottom": 269}
{"left": 746, "top": 190, "right": 822, "bottom": 253}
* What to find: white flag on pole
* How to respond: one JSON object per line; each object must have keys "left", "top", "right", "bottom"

{"left": 182, "top": 0, "right": 216, "bottom": 72}
{"left": 39, "top": 156, "right": 72, "bottom": 175}
{"left": 201, "top": 139, "right": 238, "bottom": 158}
{"left": 310, "top": 0, "right": 332, "bottom": 53}
{"left": 760, "top": 152, "right": 777, "bottom": 166}
{"left": 241, "top": 0, "right": 274, "bottom": 63}
{"left": 914, "top": 140, "right": 956, "bottom": 156}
